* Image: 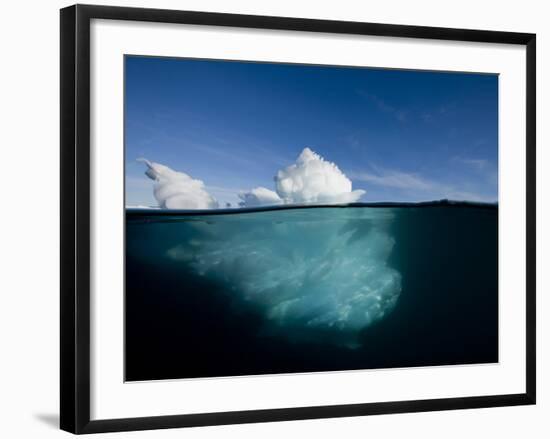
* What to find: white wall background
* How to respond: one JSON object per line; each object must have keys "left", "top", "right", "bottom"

{"left": 0, "top": 0, "right": 547, "bottom": 437}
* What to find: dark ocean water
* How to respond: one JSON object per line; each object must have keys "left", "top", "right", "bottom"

{"left": 125, "top": 202, "right": 498, "bottom": 381}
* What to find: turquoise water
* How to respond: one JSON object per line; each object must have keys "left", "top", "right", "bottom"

{"left": 125, "top": 203, "right": 498, "bottom": 381}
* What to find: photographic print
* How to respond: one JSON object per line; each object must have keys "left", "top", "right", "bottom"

{"left": 124, "top": 56, "right": 498, "bottom": 382}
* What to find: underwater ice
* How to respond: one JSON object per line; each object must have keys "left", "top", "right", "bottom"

{"left": 166, "top": 208, "right": 401, "bottom": 347}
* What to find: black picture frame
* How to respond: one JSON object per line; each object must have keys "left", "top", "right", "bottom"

{"left": 60, "top": 4, "right": 536, "bottom": 434}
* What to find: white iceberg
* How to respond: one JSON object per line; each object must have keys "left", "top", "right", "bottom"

{"left": 274, "top": 147, "right": 365, "bottom": 205}
{"left": 139, "top": 159, "right": 219, "bottom": 209}
{"left": 238, "top": 147, "right": 366, "bottom": 207}
{"left": 140, "top": 147, "right": 365, "bottom": 209}
{"left": 238, "top": 187, "right": 283, "bottom": 207}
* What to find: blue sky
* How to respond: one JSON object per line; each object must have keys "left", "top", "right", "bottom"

{"left": 125, "top": 56, "right": 498, "bottom": 206}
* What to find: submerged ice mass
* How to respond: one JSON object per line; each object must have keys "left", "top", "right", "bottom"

{"left": 165, "top": 208, "right": 401, "bottom": 346}
{"left": 140, "top": 147, "right": 365, "bottom": 209}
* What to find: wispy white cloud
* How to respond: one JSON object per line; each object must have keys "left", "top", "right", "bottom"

{"left": 452, "top": 156, "right": 490, "bottom": 171}
{"left": 351, "top": 169, "right": 434, "bottom": 191}
{"left": 349, "top": 167, "right": 496, "bottom": 202}
{"left": 416, "top": 102, "right": 459, "bottom": 125}
{"left": 356, "top": 90, "right": 407, "bottom": 122}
